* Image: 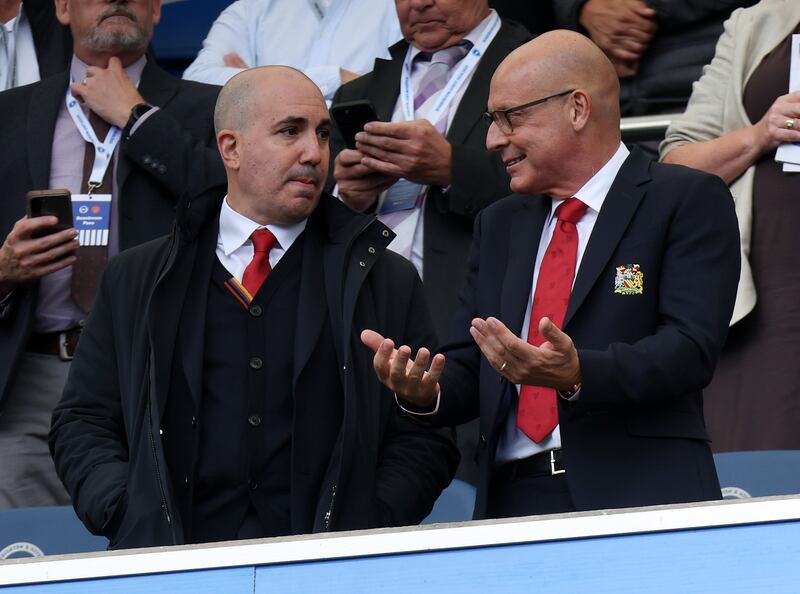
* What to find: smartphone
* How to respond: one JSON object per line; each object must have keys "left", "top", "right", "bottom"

{"left": 26, "top": 189, "right": 73, "bottom": 238}
{"left": 331, "top": 99, "right": 379, "bottom": 150}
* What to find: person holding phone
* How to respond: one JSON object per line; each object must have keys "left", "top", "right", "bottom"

{"left": 329, "top": 0, "right": 530, "bottom": 485}
{"left": 0, "top": 0, "right": 225, "bottom": 509}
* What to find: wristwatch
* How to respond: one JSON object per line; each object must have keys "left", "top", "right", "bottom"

{"left": 558, "top": 382, "right": 582, "bottom": 400}
{"left": 124, "top": 102, "right": 152, "bottom": 136}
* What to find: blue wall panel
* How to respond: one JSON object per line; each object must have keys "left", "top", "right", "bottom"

{"left": 254, "top": 522, "right": 800, "bottom": 594}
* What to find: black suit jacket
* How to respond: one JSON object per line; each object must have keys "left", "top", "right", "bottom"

{"left": 0, "top": 59, "right": 225, "bottom": 410}
{"left": 435, "top": 148, "right": 741, "bottom": 517}
{"left": 23, "top": 0, "right": 72, "bottom": 78}
{"left": 330, "top": 20, "right": 532, "bottom": 339}
{"left": 50, "top": 190, "right": 458, "bottom": 549}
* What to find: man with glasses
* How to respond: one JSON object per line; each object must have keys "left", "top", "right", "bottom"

{"left": 361, "top": 30, "right": 741, "bottom": 518}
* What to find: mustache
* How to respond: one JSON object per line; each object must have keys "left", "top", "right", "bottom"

{"left": 285, "top": 165, "right": 322, "bottom": 185}
{"left": 98, "top": 4, "right": 139, "bottom": 25}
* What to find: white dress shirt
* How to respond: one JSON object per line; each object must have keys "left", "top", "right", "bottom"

{"left": 0, "top": 3, "right": 40, "bottom": 90}
{"left": 380, "top": 10, "right": 498, "bottom": 278}
{"left": 182, "top": 0, "right": 401, "bottom": 100}
{"left": 494, "top": 142, "right": 630, "bottom": 463}
{"left": 216, "top": 196, "right": 306, "bottom": 280}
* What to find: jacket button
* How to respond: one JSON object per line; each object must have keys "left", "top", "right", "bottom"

{"left": 249, "top": 357, "right": 263, "bottom": 369}
{"left": 191, "top": 415, "right": 196, "bottom": 427}
{"left": 479, "top": 434, "right": 487, "bottom": 444}
{"left": 248, "top": 414, "right": 261, "bottom": 427}
{"left": 382, "top": 230, "right": 390, "bottom": 238}
{"left": 184, "top": 476, "right": 189, "bottom": 486}
{"left": 143, "top": 154, "right": 152, "bottom": 165}
{"left": 157, "top": 164, "right": 167, "bottom": 174}
{"left": 359, "top": 260, "right": 366, "bottom": 267}
{"left": 249, "top": 479, "right": 259, "bottom": 491}
{"left": 368, "top": 246, "right": 376, "bottom": 254}
{"left": 249, "top": 304, "right": 262, "bottom": 317}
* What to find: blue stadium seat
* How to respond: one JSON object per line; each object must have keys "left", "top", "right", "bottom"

{"left": 0, "top": 506, "right": 107, "bottom": 560}
{"left": 422, "top": 479, "right": 476, "bottom": 524}
{"left": 714, "top": 450, "right": 800, "bottom": 500}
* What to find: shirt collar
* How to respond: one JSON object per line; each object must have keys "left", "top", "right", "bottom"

{"left": 407, "top": 8, "right": 497, "bottom": 64}
{"left": 218, "top": 195, "right": 307, "bottom": 256}
{"left": 550, "top": 142, "right": 630, "bottom": 217}
{"left": 69, "top": 53, "right": 148, "bottom": 88}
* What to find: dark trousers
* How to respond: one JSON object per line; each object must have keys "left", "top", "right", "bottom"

{"left": 486, "top": 463, "right": 576, "bottom": 518}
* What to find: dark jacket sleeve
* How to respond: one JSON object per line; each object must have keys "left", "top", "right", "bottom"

{"left": 647, "top": 0, "right": 756, "bottom": 30}
{"left": 49, "top": 262, "right": 130, "bottom": 538}
{"left": 365, "top": 256, "right": 459, "bottom": 526}
{"left": 577, "top": 171, "right": 740, "bottom": 407}
{"left": 121, "top": 84, "right": 225, "bottom": 203}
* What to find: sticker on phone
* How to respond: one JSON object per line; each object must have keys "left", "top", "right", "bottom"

{"left": 71, "top": 194, "right": 111, "bottom": 246}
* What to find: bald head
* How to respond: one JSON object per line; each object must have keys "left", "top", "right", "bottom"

{"left": 494, "top": 30, "right": 620, "bottom": 128}
{"left": 214, "top": 65, "right": 324, "bottom": 135}
{"left": 485, "top": 31, "right": 622, "bottom": 198}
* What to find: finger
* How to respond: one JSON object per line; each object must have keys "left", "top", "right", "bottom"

{"left": 629, "top": 0, "right": 657, "bottom": 19}
{"left": 407, "top": 347, "right": 431, "bottom": 382}
{"left": 359, "top": 156, "right": 405, "bottom": 178}
{"left": 469, "top": 323, "right": 506, "bottom": 369}
{"left": 31, "top": 253, "right": 78, "bottom": 278}
{"left": 372, "top": 337, "right": 396, "bottom": 382}
{"left": 27, "top": 228, "right": 79, "bottom": 255}
{"left": 107, "top": 56, "right": 123, "bottom": 72}
{"left": 420, "top": 353, "right": 446, "bottom": 391}
{"left": 355, "top": 132, "right": 408, "bottom": 154}
{"left": 336, "top": 160, "right": 377, "bottom": 180}
{"left": 538, "top": 317, "right": 571, "bottom": 352}
{"left": 361, "top": 329, "right": 386, "bottom": 353}
{"left": 362, "top": 120, "right": 411, "bottom": 139}
{"left": 17, "top": 215, "right": 60, "bottom": 234}
{"left": 69, "top": 82, "right": 86, "bottom": 100}
{"left": 336, "top": 148, "right": 366, "bottom": 166}
{"left": 25, "top": 238, "right": 80, "bottom": 266}
{"left": 609, "top": 46, "right": 645, "bottom": 63}
{"left": 389, "top": 345, "right": 412, "bottom": 386}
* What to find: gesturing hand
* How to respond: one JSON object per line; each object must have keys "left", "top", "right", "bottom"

{"left": 360, "top": 329, "right": 445, "bottom": 410}
{"left": 469, "top": 317, "right": 581, "bottom": 391}
{"left": 579, "top": 0, "right": 657, "bottom": 67}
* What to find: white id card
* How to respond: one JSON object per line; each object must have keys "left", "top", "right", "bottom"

{"left": 71, "top": 194, "right": 111, "bottom": 246}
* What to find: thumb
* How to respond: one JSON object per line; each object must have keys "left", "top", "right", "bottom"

{"left": 360, "top": 329, "right": 386, "bottom": 353}
{"left": 539, "top": 317, "right": 571, "bottom": 351}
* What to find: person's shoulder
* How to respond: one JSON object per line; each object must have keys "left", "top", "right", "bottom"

{"left": 482, "top": 192, "right": 540, "bottom": 220}
{"left": 498, "top": 18, "right": 535, "bottom": 46}
{"left": 648, "top": 158, "right": 729, "bottom": 195}
{"left": 106, "top": 235, "right": 173, "bottom": 279}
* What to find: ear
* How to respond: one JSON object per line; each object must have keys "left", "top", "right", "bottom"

{"left": 216, "top": 130, "right": 241, "bottom": 171}
{"left": 151, "top": 0, "right": 162, "bottom": 26}
{"left": 569, "top": 89, "right": 591, "bottom": 133}
{"left": 54, "top": 0, "right": 70, "bottom": 26}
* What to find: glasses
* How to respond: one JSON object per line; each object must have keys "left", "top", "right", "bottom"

{"left": 483, "top": 89, "right": 575, "bottom": 133}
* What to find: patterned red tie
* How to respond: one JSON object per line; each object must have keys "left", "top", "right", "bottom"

{"left": 517, "top": 197, "right": 588, "bottom": 443}
{"left": 241, "top": 228, "right": 277, "bottom": 297}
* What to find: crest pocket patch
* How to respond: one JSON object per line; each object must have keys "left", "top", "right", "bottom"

{"left": 614, "top": 264, "right": 643, "bottom": 295}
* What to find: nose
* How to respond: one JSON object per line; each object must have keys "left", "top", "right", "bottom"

{"left": 486, "top": 121, "right": 508, "bottom": 152}
{"left": 299, "top": 131, "right": 325, "bottom": 166}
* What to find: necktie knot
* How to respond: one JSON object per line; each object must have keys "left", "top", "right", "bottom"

{"left": 555, "top": 197, "right": 588, "bottom": 225}
{"left": 431, "top": 42, "right": 471, "bottom": 67}
{"left": 250, "top": 228, "right": 277, "bottom": 254}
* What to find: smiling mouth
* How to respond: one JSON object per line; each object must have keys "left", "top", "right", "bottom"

{"left": 504, "top": 155, "right": 526, "bottom": 168}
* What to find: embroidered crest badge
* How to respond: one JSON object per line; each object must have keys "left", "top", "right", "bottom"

{"left": 614, "top": 264, "right": 644, "bottom": 295}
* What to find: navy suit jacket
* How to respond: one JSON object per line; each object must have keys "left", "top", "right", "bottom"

{"left": 435, "top": 148, "right": 741, "bottom": 517}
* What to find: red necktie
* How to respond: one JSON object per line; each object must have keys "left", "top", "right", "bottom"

{"left": 241, "top": 228, "right": 277, "bottom": 297}
{"left": 517, "top": 197, "right": 588, "bottom": 443}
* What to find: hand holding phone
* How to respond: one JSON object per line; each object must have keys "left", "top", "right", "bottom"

{"left": 331, "top": 99, "right": 379, "bottom": 149}
{"left": 0, "top": 191, "right": 79, "bottom": 292}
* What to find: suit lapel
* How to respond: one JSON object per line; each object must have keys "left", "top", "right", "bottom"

{"left": 564, "top": 149, "right": 650, "bottom": 327}
{"left": 117, "top": 61, "right": 179, "bottom": 190}
{"left": 500, "top": 196, "right": 550, "bottom": 335}
{"left": 27, "top": 73, "right": 68, "bottom": 189}
{"left": 368, "top": 42, "right": 405, "bottom": 122}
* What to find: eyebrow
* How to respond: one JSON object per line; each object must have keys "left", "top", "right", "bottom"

{"left": 274, "top": 116, "right": 332, "bottom": 128}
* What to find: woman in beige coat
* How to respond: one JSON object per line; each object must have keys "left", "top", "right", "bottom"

{"left": 660, "top": 0, "right": 800, "bottom": 452}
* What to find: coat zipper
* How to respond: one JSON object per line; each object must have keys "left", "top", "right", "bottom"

{"left": 146, "top": 349, "right": 172, "bottom": 528}
{"left": 323, "top": 483, "right": 337, "bottom": 530}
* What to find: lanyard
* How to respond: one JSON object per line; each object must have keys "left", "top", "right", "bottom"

{"left": 65, "top": 88, "right": 122, "bottom": 195}
{"left": 399, "top": 11, "right": 500, "bottom": 124}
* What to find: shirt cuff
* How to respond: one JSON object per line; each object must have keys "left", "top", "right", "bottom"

{"left": 128, "top": 105, "right": 160, "bottom": 136}
{"left": 394, "top": 389, "right": 440, "bottom": 416}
